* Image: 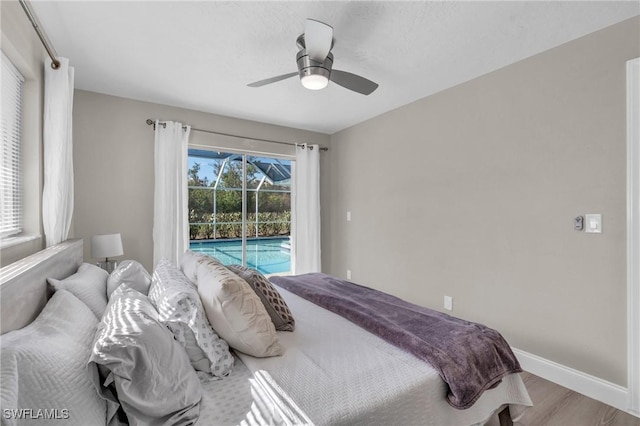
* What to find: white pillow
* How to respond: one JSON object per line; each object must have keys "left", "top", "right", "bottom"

{"left": 148, "top": 258, "right": 234, "bottom": 378}
{"left": 180, "top": 250, "right": 217, "bottom": 284}
{"left": 48, "top": 263, "right": 109, "bottom": 319}
{"left": 89, "top": 286, "right": 202, "bottom": 425}
{"left": 196, "top": 259, "right": 281, "bottom": 357}
{"left": 0, "top": 290, "right": 106, "bottom": 426}
{"left": 107, "top": 260, "right": 152, "bottom": 299}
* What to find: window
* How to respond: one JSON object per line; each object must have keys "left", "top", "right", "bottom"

{"left": 1, "top": 52, "right": 25, "bottom": 238}
{"left": 187, "top": 149, "right": 292, "bottom": 275}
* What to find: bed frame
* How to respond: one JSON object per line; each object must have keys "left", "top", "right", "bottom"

{"left": 0, "top": 239, "right": 83, "bottom": 334}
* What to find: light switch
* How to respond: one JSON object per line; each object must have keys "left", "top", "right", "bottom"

{"left": 346, "top": 211, "right": 352, "bottom": 222}
{"left": 585, "top": 214, "right": 602, "bottom": 233}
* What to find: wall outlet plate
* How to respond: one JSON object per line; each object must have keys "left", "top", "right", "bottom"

{"left": 585, "top": 214, "right": 602, "bottom": 233}
{"left": 444, "top": 295, "right": 453, "bottom": 311}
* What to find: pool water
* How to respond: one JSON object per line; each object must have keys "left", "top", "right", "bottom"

{"left": 189, "top": 237, "right": 291, "bottom": 275}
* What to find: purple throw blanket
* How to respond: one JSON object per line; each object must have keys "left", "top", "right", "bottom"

{"left": 269, "top": 273, "right": 522, "bottom": 410}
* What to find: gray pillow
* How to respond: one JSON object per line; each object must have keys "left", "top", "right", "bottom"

{"left": 1, "top": 290, "right": 106, "bottom": 426}
{"left": 227, "top": 265, "right": 295, "bottom": 331}
{"left": 48, "top": 263, "right": 109, "bottom": 319}
{"left": 106, "top": 260, "right": 152, "bottom": 299}
{"left": 89, "top": 285, "right": 202, "bottom": 426}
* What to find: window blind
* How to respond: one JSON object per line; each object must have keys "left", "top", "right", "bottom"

{"left": 1, "top": 52, "right": 25, "bottom": 237}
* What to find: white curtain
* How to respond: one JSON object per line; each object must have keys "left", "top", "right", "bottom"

{"left": 153, "top": 121, "right": 190, "bottom": 267}
{"left": 42, "top": 57, "right": 74, "bottom": 247}
{"left": 293, "top": 144, "right": 321, "bottom": 274}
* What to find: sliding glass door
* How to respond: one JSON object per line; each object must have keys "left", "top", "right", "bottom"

{"left": 187, "top": 149, "right": 292, "bottom": 275}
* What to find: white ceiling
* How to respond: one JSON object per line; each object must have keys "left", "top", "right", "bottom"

{"left": 31, "top": 1, "right": 639, "bottom": 134}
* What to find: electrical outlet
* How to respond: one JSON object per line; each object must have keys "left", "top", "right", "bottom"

{"left": 444, "top": 296, "right": 453, "bottom": 311}
{"left": 346, "top": 270, "right": 352, "bottom": 280}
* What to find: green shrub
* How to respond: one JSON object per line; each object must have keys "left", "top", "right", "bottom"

{"left": 188, "top": 210, "right": 291, "bottom": 240}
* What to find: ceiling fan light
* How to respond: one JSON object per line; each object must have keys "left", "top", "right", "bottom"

{"left": 301, "top": 74, "right": 329, "bottom": 90}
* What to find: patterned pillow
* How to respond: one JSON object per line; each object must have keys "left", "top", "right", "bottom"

{"left": 227, "top": 265, "right": 295, "bottom": 331}
{"left": 89, "top": 286, "right": 201, "bottom": 425}
{"left": 1, "top": 290, "right": 106, "bottom": 426}
{"left": 148, "top": 258, "right": 234, "bottom": 378}
{"left": 197, "top": 260, "right": 281, "bottom": 357}
{"left": 48, "top": 263, "right": 109, "bottom": 319}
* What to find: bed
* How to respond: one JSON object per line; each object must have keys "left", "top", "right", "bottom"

{"left": 0, "top": 240, "right": 532, "bottom": 425}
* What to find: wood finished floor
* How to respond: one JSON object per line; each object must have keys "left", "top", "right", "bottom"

{"left": 485, "top": 372, "right": 640, "bottom": 426}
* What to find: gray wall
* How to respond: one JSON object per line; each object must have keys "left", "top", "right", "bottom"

{"left": 323, "top": 17, "right": 640, "bottom": 386}
{"left": 73, "top": 91, "right": 329, "bottom": 273}
{"left": 37, "top": 7, "right": 639, "bottom": 388}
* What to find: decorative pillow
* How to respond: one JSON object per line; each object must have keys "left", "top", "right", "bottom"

{"left": 197, "top": 260, "right": 281, "bottom": 357}
{"left": 227, "top": 265, "right": 295, "bottom": 332}
{"left": 180, "top": 250, "right": 213, "bottom": 284}
{"left": 0, "top": 290, "right": 106, "bottom": 426}
{"left": 89, "top": 286, "right": 202, "bottom": 426}
{"left": 148, "top": 258, "right": 234, "bottom": 378}
{"left": 106, "top": 260, "right": 152, "bottom": 299}
{"left": 48, "top": 263, "right": 109, "bottom": 319}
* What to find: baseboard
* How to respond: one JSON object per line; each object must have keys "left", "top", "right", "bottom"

{"left": 511, "top": 347, "right": 635, "bottom": 417}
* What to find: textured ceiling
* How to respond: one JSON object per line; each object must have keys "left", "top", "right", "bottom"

{"left": 31, "top": 1, "right": 639, "bottom": 134}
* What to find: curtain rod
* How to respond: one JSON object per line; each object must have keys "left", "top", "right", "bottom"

{"left": 19, "top": 0, "right": 60, "bottom": 70}
{"left": 145, "top": 119, "right": 328, "bottom": 151}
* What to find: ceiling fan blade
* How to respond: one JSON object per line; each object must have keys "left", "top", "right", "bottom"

{"left": 305, "top": 19, "right": 333, "bottom": 62}
{"left": 330, "top": 70, "right": 379, "bottom": 95}
{"left": 247, "top": 72, "right": 298, "bottom": 88}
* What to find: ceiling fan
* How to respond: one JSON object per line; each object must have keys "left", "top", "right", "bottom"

{"left": 247, "top": 19, "right": 379, "bottom": 96}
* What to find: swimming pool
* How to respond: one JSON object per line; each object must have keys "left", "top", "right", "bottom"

{"left": 189, "top": 237, "right": 291, "bottom": 275}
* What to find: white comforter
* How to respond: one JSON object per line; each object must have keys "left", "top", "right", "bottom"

{"left": 236, "top": 288, "right": 533, "bottom": 426}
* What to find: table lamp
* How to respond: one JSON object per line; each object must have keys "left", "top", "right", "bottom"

{"left": 91, "top": 233, "right": 123, "bottom": 273}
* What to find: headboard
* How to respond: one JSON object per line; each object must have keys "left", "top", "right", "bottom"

{"left": 0, "top": 238, "right": 83, "bottom": 334}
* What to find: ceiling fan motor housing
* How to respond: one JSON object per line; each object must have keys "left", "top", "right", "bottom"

{"left": 247, "top": 23, "right": 377, "bottom": 95}
{"left": 296, "top": 49, "right": 333, "bottom": 80}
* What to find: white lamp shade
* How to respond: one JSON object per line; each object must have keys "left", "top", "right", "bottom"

{"left": 91, "top": 233, "right": 123, "bottom": 259}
